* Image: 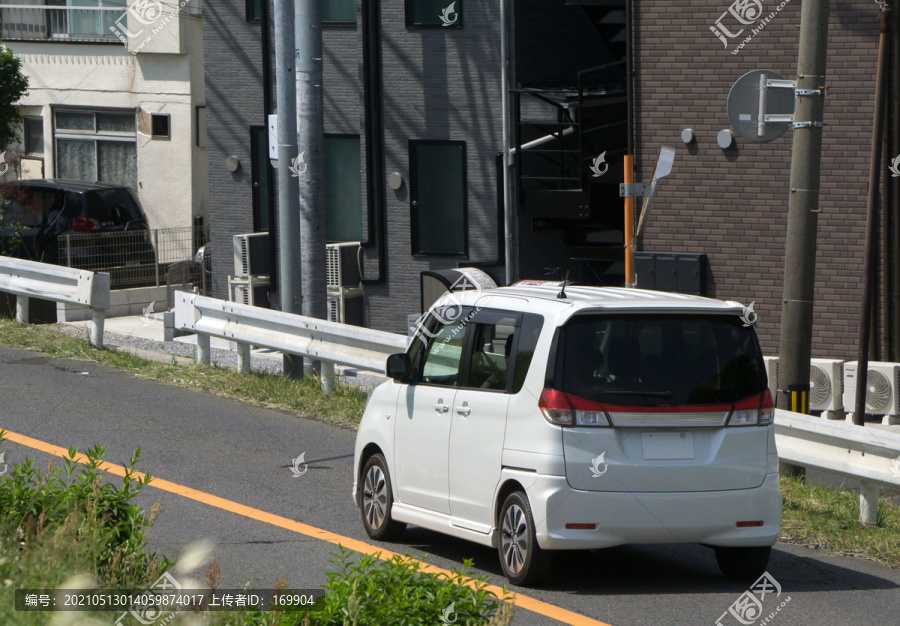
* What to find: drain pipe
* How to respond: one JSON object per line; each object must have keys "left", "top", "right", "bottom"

{"left": 500, "top": 0, "right": 513, "bottom": 286}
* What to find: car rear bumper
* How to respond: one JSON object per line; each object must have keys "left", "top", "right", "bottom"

{"left": 527, "top": 472, "right": 782, "bottom": 550}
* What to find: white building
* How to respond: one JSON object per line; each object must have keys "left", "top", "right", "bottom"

{"left": 0, "top": 0, "right": 207, "bottom": 231}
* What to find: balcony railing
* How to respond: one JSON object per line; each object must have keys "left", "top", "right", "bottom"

{"left": 0, "top": 3, "right": 127, "bottom": 44}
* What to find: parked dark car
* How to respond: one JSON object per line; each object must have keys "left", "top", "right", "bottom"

{"left": 0, "top": 179, "right": 156, "bottom": 286}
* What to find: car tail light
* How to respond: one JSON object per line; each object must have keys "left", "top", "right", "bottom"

{"left": 728, "top": 391, "right": 775, "bottom": 426}
{"left": 538, "top": 388, "right": 611, "bottom": 427}
{"left": 142, "top": 214, "right": 149, "bottom": 227}
{"left": 565, "top": 523, "right": 596, "bottom": 530}
{"left": 736, "top": 521, "right": 764, "bottom": 527}
{"left": 73, "top": 217, "right": 100, "bottom": 232}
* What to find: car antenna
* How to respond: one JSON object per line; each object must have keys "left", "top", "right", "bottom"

{"left": 557, "top": 270, "right": 569, "bottom": 299}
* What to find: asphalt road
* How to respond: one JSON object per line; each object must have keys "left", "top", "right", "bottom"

{"left": 1, "top": 344, "right": 899, "bottom": 625}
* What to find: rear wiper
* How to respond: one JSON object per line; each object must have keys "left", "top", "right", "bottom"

{"left": 603, "top": 390, "right": 673, "bottom": 399}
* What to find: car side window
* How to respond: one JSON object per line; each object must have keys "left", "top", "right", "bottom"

{"left": 468, "top": 318, "right": 517, "bottom": 391}
{"left": 511, "top": 313, "right": 544, "bottom": 393}
{"left": 420, "top": 321, "right": 467, "bottom": 387}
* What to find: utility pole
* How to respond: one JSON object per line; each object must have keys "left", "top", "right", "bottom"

{"left": 296, "top": 0, "right": 329, "bottom": 385}
{"left": 777, "top": 0, "right": 830, "bottom": 443}
{"left": 854, "top": 4, "right": 892, "bottom": 428}
{"left": 274, "top": 0, "right": 303, "bottom": 379}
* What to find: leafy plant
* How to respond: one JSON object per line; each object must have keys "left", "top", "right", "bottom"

{"left": 0, "top": 42, "right": 29, "bottom": 149}
{"left": 0, "top": 431, "right": 173, "bottom": 589}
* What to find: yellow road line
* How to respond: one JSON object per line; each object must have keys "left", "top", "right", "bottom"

{"left": 1, "top": 428, "right": 612, "bottom": 626}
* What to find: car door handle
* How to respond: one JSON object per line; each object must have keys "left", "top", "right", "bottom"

{"left": 456, "top": 405, "right": 471, "bottom": 416}
{"left": 434, "top": 402, "right": 449, "bottom": 413}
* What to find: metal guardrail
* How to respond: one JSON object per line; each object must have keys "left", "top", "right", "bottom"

{"left": 174, "top": 292, "right": 409, "bottom": 392}
{"left": 774, "top": 409, "right": 900, "bottom": 524}
{"left": 0, "top": 255, "right": 110, "bottom": 347}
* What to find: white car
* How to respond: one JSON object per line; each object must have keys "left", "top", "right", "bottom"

{"left": 352, "top": 283, "right": 781, "bottom": 586}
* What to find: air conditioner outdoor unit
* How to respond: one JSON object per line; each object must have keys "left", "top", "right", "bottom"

{"left": 809, "top": 358, "right": 843, "bottom": 414}
{"left": 327, "top": 291, "right": 363, "bottom": 326}
{"left": 326, "top": 242, "right": 361, "bottom": 288}
{"left": 233, "top": 233, "right": 270, "bottom": 277}
{"left": 842, "top": 361, "right": 900, "bottom": 417}
{"left": 763, "top": 356, "right": 778, "bottom": 402}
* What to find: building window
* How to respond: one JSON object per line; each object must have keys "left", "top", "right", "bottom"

{"left": 325, "top": 135, "right": 362, "bottom": 243}
{"left": 246, "top": 0, "right": 263, "bottom": 22}
{"left": 324, "top": 0, "right": 356, "bottom": 24}
{"left": 410, "top": 140, "right": 467, "bottom": 256}
{"left": 151, "top": 114, "right": 170, "bottom": 139}
{"left": 24, "top": 117, "right": 44, "bottom": 157}
{"left": 407, "top": 0, "right": 461, "bottom": 28}
{"left": 53, "top": 109, "right": 137, "bottom": 189}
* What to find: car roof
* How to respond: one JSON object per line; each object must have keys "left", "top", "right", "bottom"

{"left": 9, "top": 179, "right": 131, "bottom": 193}
{"left": 439, "top": 283, "right": 745, "bottom": 322}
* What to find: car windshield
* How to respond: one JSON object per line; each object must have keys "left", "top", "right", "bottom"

{"left": 557, "top": 313, "right": 766, "bottom": 406}
{"left": 84, "top": 189, "right": 143, "bottom": 227}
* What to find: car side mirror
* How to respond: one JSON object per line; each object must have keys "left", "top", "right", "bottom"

{"left": 386, "top": 353, "right": 411, "bottom": 381}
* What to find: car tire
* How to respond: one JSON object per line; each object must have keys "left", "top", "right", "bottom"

{"left": 714, "top": 546, "right": 771, "bottom": 581}
{"left": 498, "top": 491, "right": 552, "bottom": 586}
{"left": 359, "top": 453, "right": 406, "bottom": 541}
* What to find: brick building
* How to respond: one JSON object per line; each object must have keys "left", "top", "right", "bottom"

{"left": 201, "top": 0, "right": 898, "bottom": 361}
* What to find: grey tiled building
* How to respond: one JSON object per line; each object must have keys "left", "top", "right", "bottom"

{"left": 202, "top": 0, "right": 900, "bottom": 361}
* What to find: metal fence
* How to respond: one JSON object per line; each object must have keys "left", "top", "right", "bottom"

{"left": 59, "top": 226, "right": 210, "bottom": 294}
{"left": 0, "top": 3, "right": 127, "bottom": 44}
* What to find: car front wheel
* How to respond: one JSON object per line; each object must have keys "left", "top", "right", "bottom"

{"left": 715, "top": 546, "right": 772, "bottom": 581}
{"left": 359, "top": 453, "right": 406, "bottom": 541}
{"left": 498, "top": 491, "right": 552, "bottom": 586}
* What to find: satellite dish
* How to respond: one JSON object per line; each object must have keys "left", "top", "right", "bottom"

{"left": 727, "top": 70, "right": 794, "bottom": 143}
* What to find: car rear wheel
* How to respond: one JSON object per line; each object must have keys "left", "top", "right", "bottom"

{"left": 359, "top": 454, "right": 406, "bottom": 541}
{"left": 715, "top": 546, "right": 771, "bottom": 581}
{"left": 498, "top": 491, "right": 552, "bottom": 586}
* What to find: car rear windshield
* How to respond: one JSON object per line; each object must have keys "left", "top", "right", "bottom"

{"left": 0, "top": 186, "right": 67, "bottom": 227}
{"left": 84, "top": 189, "right": 143, "bottom": 227}
{"left": 556, "top": 313, "right": 766, "bottom": 406}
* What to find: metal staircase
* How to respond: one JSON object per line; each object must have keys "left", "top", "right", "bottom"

{"left": 514, "top": 1, "right": 629, "bottom": 224}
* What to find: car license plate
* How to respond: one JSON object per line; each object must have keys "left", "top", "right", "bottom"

{"left": 642, "top": 432, "right": 694, "bottom": 460}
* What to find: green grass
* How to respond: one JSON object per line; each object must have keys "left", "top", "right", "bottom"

{"left": 779, "top": 474, "right": 900, "bottom": 568}
{"left": 0, "top": 317, "right": 369, "bottom": 427}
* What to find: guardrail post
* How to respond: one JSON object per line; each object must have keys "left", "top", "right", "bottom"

{"left": 15, "top": 296, "right": 28, "bottom": 324}
{"left": 196, "top": 334, "right": 211, "bottom": 365}
{"left": 236, "top": 342, "right": 251, "bottom": 374}
{"left": 321, "top": 361, "right": 335, "bottom": 394}
{"left": 860, "top": 482, "right": 879, "bottom": 525}
{"left": 89, "top": 308, "right": 106, "bottom": 348}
